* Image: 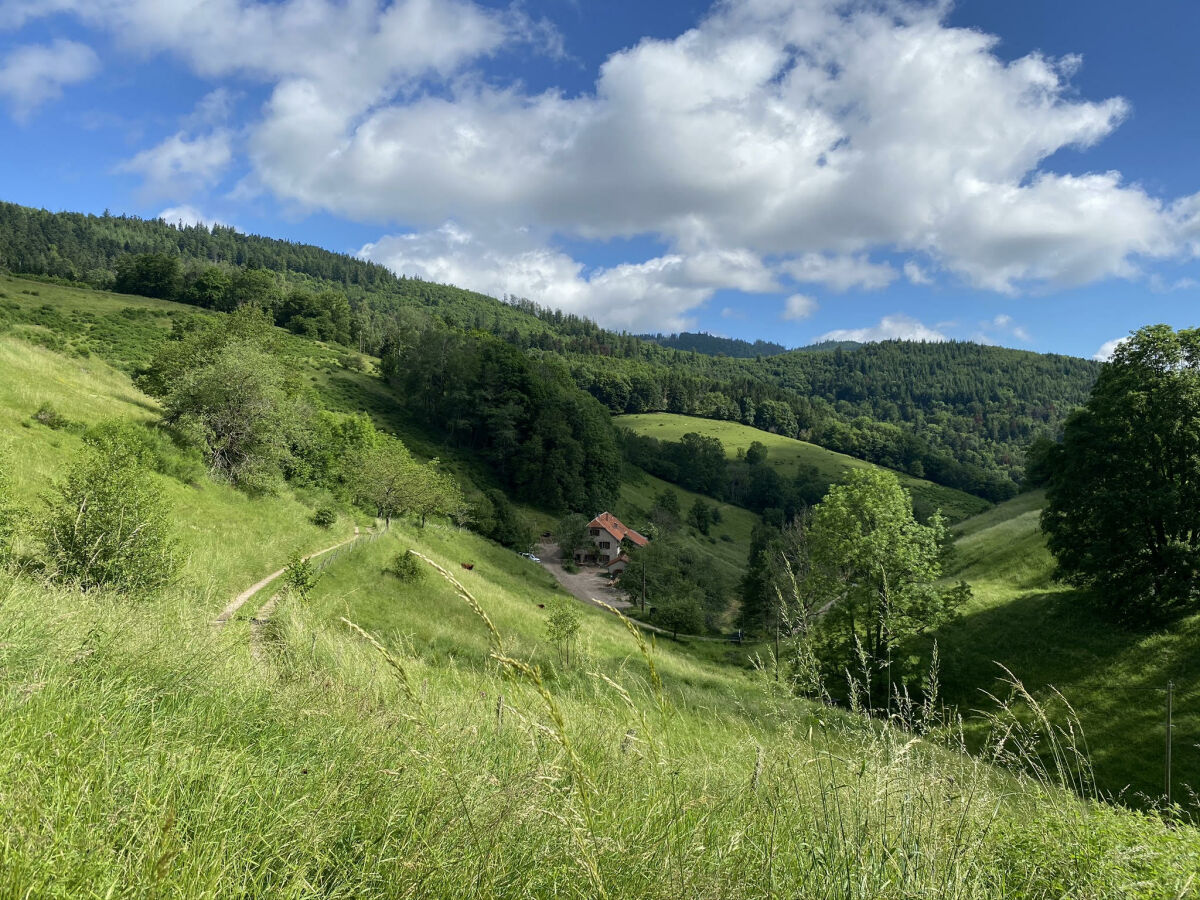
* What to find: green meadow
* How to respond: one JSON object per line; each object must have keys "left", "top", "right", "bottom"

{"left": 618, "top": 412, "right": 992, "bottom": 523}
{"left": 935, "top": 491, "right": 1200, "bottom": 805}
{"left": 0, "top": 284, "right": 1198, "bottom": 894}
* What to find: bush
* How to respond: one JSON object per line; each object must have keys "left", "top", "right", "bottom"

{"left": 338, "top": 352, "right": 368, "bottom": 372}
{"left": 312, "top": 505, "right": 338, "bottom": 529}
{"left": 544, "top": 599, "right": 581, "bottom": 667}
{"left": 40, "top": 440, "right": 179, "bottom": 593}
{"left": 32, "top": 402, "right": 72, "bottom": 430}
{"left": 385, "top": 550, "right": 424, "bottom": 583}
{"left": 83, "top": 420, "right": 207, "bottom": 485}
{"left": 282, "top": 552, "right": 318, "bottom": 600}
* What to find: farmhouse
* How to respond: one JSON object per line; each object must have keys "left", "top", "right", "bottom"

{"left": 574, "top": 512, "right": 648, "bottom": 572}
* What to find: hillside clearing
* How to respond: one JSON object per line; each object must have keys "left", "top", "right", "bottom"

{"left": 938, "top": 492, "right": 1200, "bottom": 805}
{"left": 618, "top": 412, "right": 991, "bottom": 523}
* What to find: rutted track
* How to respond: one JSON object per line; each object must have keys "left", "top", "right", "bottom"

{"left": 213, "top": 526, "right": 375, "bottom": 626}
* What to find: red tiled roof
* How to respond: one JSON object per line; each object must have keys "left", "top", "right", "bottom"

{"left": 588, "top": 512, "right": 648, "bottom": 547}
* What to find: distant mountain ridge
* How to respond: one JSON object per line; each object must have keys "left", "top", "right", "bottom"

{"left": 637, "top": 332, "right": 865, "bottom": 358}
{"left": 637, "top": 331, "right": 790, "bottom": 357}
{"left": 0, "top": 200, "right": 1100, "bottom": 500}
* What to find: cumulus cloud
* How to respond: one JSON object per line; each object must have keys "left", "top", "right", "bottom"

{"left": 781, "top": 254, "right": 896, "bottom": 291}
{"left": 974, "top": 313, "right": 1032, "bottom": 344}
{"left": 817, "top": 315, "right": 948, "bottom": 344}
{"left": 0, "top": 39, "right": 99, "bottom": 119}
{"left": 360, "top": 224, "right": 733, "bottom": 332}
{"left": 1093, "top": 336, "right": 1129, "bottom": 361}
{"left": 13, "top": 0, "right": 1200, "bottom": 328}
{"left": 118, "top": 130, "right": 233, "bottom": 197}
{"left": 781, "top": 294, "right": 818, "bottom": 321}
{"left": 904, "top": 261, "right": 933, "bottom": 286}
{"left": 158, "top": 205, "right": 232, "bottom": 229}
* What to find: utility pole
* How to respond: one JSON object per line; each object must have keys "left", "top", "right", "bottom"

{"left": 1165, "top": 680, "right": 1174, "bottom": 806}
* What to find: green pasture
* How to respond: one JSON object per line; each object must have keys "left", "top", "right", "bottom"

{"left": 619, "top": 412, "right": 991, "bottom": 523}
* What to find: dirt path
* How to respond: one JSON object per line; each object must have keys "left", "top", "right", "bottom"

{"left": 535, "top": 539, "right": 729, "bottom": 642}
{"left": 212, "top": 527, "right": 361, "bottom": 626}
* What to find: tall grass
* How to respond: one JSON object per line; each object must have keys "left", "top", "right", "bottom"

{"left": 2, "top": 548, "right": 1196, "bottom": 897}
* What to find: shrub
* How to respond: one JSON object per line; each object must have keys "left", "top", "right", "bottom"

{"left": 312, "top": 505, "right": 338, "bottom": 529}
{"left": 282, "top": 552, "right": 318, "bottom": 600}
{"left": 385, "top": 550, "right": 424, "bottom": 583}
{"left": 544, "top": 598, "right": 581, "bottom": 667}
{"left": 32, "top": 402, "right": 72, "bottom": 430}
{"left": 338, "top": 352, "right": 368, "bottom": 372}
{"left": 83, "top": 420, "right": 207, "bottom": 485}
{"left": 40, "top": 440, "right": 179, "bottom": 593}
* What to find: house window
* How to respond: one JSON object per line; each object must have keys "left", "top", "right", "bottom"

{"left": 590, "top": 528, "right": 600, "bottom": 536}
{"left": 599, "top": 541, "right": 611, "bottom": 549}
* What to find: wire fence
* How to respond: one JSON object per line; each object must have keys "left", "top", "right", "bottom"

{"left": 974, "top": 678, "right": 1200, "bottom": 809}
{"left": 313, "top": 526, "right": 387, "bottom": 573}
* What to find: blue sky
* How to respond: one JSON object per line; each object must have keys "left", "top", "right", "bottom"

{"left": 2, "top": 0, "right": 1199, "bottom": 359}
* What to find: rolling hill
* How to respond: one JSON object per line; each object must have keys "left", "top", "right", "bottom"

{"left": 618, "top": 412, "right": 992, "bottom": 524}
{"left": 936, "top": 492, "right": 1200, "bottom": 805}
{"left": 1, "top": 315, "right": 1196, "bottom": 894}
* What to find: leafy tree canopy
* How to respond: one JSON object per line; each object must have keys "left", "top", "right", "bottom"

{"left": 802, "top": 469, "right": 969, "bottom": 689}
{"left": 1040, "top": 324, "right": 1200, "bottom": 620}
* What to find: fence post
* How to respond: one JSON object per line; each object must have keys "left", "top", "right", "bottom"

{"left": 1165, "top": 680, "right": 1174, "bottom": 806}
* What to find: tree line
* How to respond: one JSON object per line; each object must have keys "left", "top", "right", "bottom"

{"left": 0, "top": 201, "right": 1099, "bottom": 501}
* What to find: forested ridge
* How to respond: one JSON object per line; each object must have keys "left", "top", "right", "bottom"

{"left": 0, "top": 200, "right": 1100, "bottom": 498}
{"left": 637, "top": 331, "right": 791, "bottom": 357}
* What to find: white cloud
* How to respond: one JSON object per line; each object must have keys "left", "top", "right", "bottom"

{"left": 904, "top": 261, "right": 933, "bottom": 285}
{"left": 781, "top": 293, "right": 818, "bottom": 321}
{"left": 157, "top": 205, "right": 232, "bottom": 229}
{"left": 360, "top": 224, "right": 729, "bottom": 332}
{"left": 1093, "top": 336, "right": 1128, "bottom": 361}
{"left": 13, "top": 0, "right": 1200, "bottom": 329}
{"left": 720, "top": 306, "right": 746, "bottom": 320}
{"left": 985, "top": 313, "right": 1032, "bottom": 342}
{"left": 0, "top": 39, "right": 99, "bottom": 119}
{"left": 184, "top": 87, "right": 237, "bottom": 129}
{"left": 781, "top": 253, "right": 896, "bottom": 291}
{"left": 817, "top": 315, "right": 948, "bottom": 343}
{"left": 118, "top": 130, "right": 233, "bottom": 197}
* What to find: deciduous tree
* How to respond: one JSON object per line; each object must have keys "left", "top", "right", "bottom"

{"left": 1040, "top": 325, "right": 1200, "bottom": 619}
{"left": 804, "top": 469, "right": 968, "bottom": 690}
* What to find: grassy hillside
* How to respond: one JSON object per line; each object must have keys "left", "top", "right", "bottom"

{"left": 938, "top": 492, "right": 1200, "bottom": 806}
{"left": 0, "top": 334, "right": 356, "bottom": 602}
{"left": 0, "top": 273, "right": 546, "bottom": 517}
{"left": 619, "top": 412, "right": 991, "bottom": 523}
{"left": 615, "top": 467, "right": 759, "bottom": 573}
{"left": 0, "top": 324, "right": 1197, "bottom": 892}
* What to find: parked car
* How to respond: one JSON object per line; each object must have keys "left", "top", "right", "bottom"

{"left": 518, "top": 551, "right": 541, "bottom": 563}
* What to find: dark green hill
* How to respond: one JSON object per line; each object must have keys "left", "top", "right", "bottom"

{"left": 638, "top": 331, "right": 790, "bottom": 357}
{"left": 0, "top": 200, "right": 1099, "bottom": 500}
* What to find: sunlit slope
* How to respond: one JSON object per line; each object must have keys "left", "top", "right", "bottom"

{"left": 938, "top": 492, "right": 1200, "bottom": 803}
{"left": 0, "top": 334, "right": 354, "bottom": 603}
{"left": 619, "top": 412, "right": 991, "bottom": 523}
{"left": 616, "top": 466, "right": 759, "bottom": 572}
{"left": 0, "top": 330, "right": 1196, "bottom": 892}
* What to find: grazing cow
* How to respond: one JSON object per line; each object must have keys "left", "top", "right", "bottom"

{"left": 461, "top": 563, "right": 474, "bottom": 571}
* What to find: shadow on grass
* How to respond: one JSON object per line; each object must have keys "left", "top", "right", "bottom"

{"left": 936, "top": 586, "right": 1200, "bottom": 808}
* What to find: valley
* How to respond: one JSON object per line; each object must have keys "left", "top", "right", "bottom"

{"left": 0, "top": 253, "right": 1197, "bottom": 894}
